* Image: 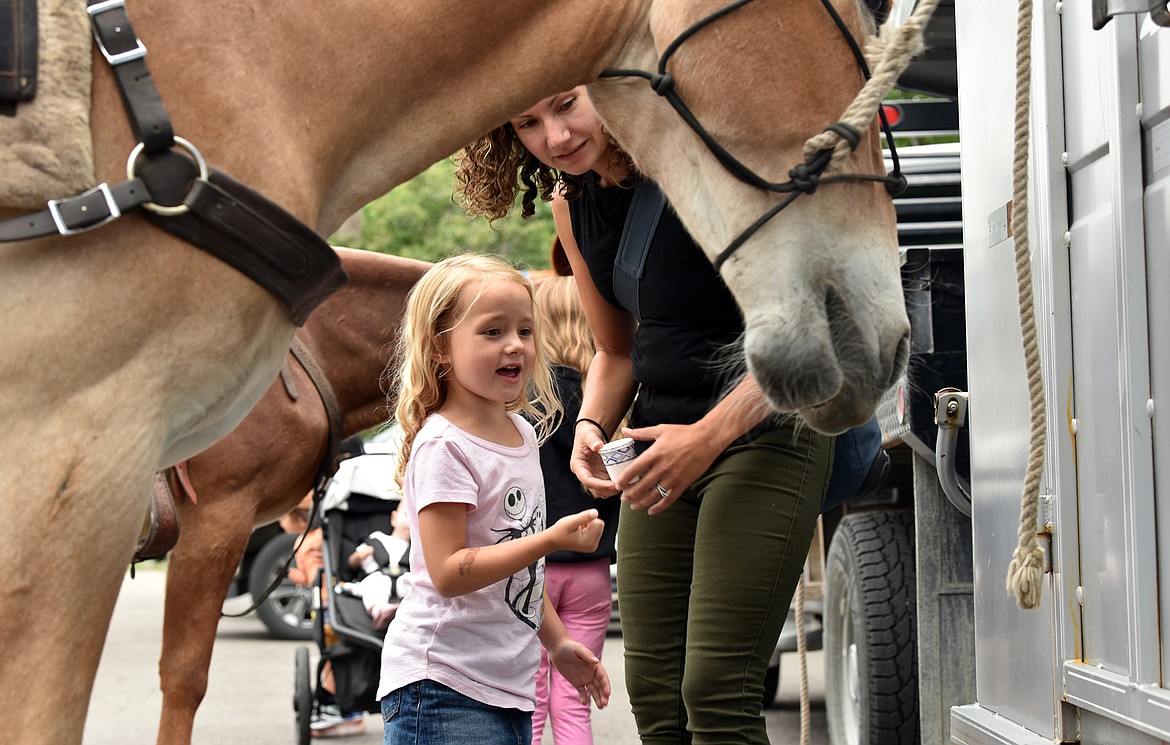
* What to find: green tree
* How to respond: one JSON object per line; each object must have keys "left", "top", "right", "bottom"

{"left": 334, "top": 158, "right": 557, "bottom": 271}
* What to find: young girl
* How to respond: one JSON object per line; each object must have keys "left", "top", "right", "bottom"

{"left": 378, "top": 253, "right": 610, "bottom": 745}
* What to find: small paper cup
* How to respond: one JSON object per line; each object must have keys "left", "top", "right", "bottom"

{"left": 598, "top": 437, "right": 638, "bottom": 483}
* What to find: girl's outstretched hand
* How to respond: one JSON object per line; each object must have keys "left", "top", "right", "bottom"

{"left": 550, "top": 509, "right": 604, "bottom": 553}
{"left": 548, "top": 640, "right": 611, "bottom": 708}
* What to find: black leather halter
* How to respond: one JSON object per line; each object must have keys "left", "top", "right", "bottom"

{"left": 600, "top": 0, "right": 907, "bottom": 272}
{"left": 0, "top": 0, "right": 347, "bottom": 325}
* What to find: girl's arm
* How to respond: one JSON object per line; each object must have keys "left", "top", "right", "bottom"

{"left": 537, "top": 593, "right": 611, "bottom": 708}
{"left": 418, "top": 502, "right": 603, "bottom": 598}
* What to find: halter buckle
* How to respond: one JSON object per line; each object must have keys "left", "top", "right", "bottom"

{"left": 88, "top": 0, "right": 148, "bottom": 66}
{"left": 48, "top": 183, "right": 121, "bottom": 235}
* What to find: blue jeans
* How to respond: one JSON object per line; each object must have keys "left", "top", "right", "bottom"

{"left": 381, "top": 679, "right": 533, "bottom": 745}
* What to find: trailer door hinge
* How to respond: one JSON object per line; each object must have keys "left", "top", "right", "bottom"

{"left": 1092, "top": 0, "right": 1170, "bottom": 29}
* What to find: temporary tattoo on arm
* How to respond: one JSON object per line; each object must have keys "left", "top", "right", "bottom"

{"left": 459, "top": 547, "right": 480, "bottom": 576}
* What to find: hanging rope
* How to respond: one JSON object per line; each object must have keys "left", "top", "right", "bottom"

{"left": 802, "top": 0, "right": 941, "bottom": 172}
{"left": 795, "top": 573, "right": 811, "bottom": 745}
{"left": 1004, "top": 0, "right": 1047, "bottom": 610}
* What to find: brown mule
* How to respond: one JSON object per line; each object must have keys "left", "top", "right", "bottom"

{"left": 153, "top": 247, "right": 428, "bottom": 745}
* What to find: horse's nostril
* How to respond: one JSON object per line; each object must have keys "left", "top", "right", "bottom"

{"left": 887, "top": 331, "right": 911, "bottom": 389}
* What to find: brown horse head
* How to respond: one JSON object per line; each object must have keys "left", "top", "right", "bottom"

{"left": 589, "top": 0, "right": 909, "bottom": 432}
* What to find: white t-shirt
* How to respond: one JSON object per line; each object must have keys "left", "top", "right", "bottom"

{"left": 376, "top": 412, "right": 547, "bottom": 711}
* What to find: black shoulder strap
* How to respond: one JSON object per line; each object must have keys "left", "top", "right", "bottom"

{"left": 612, "top": 179, "right": 667, "bottom": 321}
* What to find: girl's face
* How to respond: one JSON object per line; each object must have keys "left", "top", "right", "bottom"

{"left": 510, "top": 86, "right": 610, "bottom": 177}
{"left": 440, "top": 278, "right": 537, "bottom": 413}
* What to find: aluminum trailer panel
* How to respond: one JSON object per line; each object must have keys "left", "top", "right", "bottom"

{"left": 951, "top": 1, "right": 1170, "bottom": 742}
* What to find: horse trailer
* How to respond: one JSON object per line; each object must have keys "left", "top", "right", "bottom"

{"left": 817, "top": 1, "right": 1170, "bottom": 744}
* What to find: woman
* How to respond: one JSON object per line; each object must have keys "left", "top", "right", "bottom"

{"left": 456, "top": 87, "right": 832, "bottom": 743}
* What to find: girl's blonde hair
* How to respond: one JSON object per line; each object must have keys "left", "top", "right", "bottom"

{"left": 454, "top": 123, "right": 636, "bottom": 223}
{"left": 534, "top": 276, "right": 594, "bottom": 381}
{"left": 389, "top": 253, "right": 561, "bottom": 489}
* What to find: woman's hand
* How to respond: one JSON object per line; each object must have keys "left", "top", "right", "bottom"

{"left": 548, "top": 640, "right": 611, "bottom": 708}
{"left": 616, "top": 422, "right": 724, "bottom": 515}
{"left": 570, "top": 423, "right": 621, "bottom": 498}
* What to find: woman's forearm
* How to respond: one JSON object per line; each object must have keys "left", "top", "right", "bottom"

{"left": 576, "top": 350, "right": 638, "bottom": 440}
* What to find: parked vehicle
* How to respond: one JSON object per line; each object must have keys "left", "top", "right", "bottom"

{"left": 814, "top": 2, "right": 1170, "bottom": 744}
{"left": 227, "top": 522, "right": 317, "bottom": 641}
{"left": 764, "top": 95, "right": 963, "bottom": 710}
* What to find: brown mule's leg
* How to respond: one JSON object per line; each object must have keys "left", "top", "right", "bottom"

{"left": 154, "top": 500, "right": 257, "bottom": 745}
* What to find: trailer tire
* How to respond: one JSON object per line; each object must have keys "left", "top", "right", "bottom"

{"left": 824, "top": 511, "right": 919, "bottom": 745}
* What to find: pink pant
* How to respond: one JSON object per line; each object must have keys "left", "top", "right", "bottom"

{"left": 533, "top": 558, "right": 612, "bottom": 744}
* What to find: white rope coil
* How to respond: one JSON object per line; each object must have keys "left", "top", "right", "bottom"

{"left": 1004, "top": 0, "right": 1047, "bottom": 611}
{"left": 795, "top": 573, "right": 811, "bottom": 745}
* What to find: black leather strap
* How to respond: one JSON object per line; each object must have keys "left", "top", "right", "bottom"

{"left": 0, "top": 179, "right": 150, "bottom": 240}
{"left": 290, "top": 335, "right": 344, "bottom": 491}
{"left": 143, "top": 170, "right": 348, "bottom": 325}
{"left": 87, "top": 0, "right": 173, "bottom": 152}
{"left": 0, "top": 0, "right": 348, "bottom": 325}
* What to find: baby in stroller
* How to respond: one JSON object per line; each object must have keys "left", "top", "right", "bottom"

{"left": 336, "top": 508, "right": 411, "bottom": 631}
{"left": 291, "top": 491, "right": 411, "bottom": 740}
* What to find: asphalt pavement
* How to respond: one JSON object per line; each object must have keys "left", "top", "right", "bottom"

{"left": 84, "top": 565, "right": 828, "bottom": 744}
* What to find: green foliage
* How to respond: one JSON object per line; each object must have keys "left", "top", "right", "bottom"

{"left": 332, "top": 158, "right": 558, "bottom": 271}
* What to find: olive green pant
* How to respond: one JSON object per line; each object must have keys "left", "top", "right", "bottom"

{"left": 616, "top": 422, "right": 831, "bottom": 744}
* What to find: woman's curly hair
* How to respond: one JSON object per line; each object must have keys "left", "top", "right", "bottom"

{"left": 454, "top": 122, "right": 637, "bottom": 223}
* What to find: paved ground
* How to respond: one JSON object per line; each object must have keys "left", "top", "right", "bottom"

{"left": 84, "top": 566, "right": 828, "bottom": 744}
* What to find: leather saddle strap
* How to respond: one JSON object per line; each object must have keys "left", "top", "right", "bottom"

{"left": 0, "top": 179, "right": 150, "bottom": 241}
{"left": 87, "top": 0, "right": 173, "bottom": 153}
{"left": 290, "top": 336, "right": 343, "bottom": 491}
{"left": 145, "top": 170, "right": 347, "bottom": 325}
{"left": 0, "top": 0, "right": 349, "bottom": 324}
{"left": 134, "top": 469, "right": 181, "bottom": 562}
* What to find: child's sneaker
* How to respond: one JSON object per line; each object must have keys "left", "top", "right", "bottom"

{"left": 310, "top": 704, "right": 365, "bottom": 737}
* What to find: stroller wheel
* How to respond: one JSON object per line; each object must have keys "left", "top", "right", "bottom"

{"left": 294, "top": 647, "right": 312, "bottom": 745}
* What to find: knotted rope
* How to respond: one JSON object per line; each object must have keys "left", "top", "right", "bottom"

{"left": 795, "top": 574, "right": 811, "bottom": 745}
{"left": 802, "top": 0, "right": 940, "bottom": 172}
{"left": 1004, "top": 0, "right": 1047, "bottom": 610}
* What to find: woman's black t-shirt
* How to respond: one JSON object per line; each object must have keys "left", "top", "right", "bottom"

{"left": 568, "top": 177, "right": 746, "bottom": 430}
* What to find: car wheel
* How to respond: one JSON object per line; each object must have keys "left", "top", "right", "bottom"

{"left": 249, "top": 532, "right": 315, "bottom": 641}
{"left": 824, "top": 511, "right": 919, "bottom": 745}
{"left": 294, "top": 646, "right": 312, "bottom": 745}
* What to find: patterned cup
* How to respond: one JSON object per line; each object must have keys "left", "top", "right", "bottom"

{"left": 598, "top": 437, "right": 639, "bottom": 483}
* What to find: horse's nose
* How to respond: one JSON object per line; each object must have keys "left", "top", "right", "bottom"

{"left": 886, "top": 330, "right": 911, "bottom": 390}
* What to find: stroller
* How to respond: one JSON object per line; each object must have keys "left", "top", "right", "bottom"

{"left": 293, "top": 432, "right": 406, "bottom": 744}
